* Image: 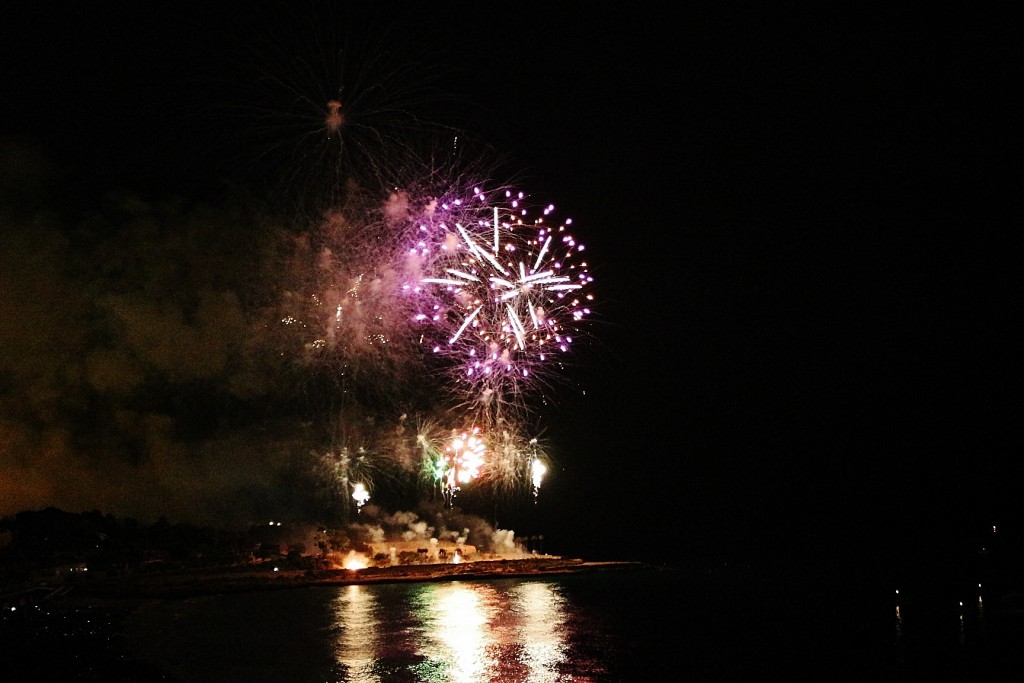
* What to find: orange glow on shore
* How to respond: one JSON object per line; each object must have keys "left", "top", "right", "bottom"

{"left": 343, "top": 551, "right": 369, "bottom": 570}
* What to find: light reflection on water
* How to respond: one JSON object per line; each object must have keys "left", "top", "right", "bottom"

{"left": 421, "top": 582, "right": 495, "bottom": 681}
{"left": 331, "top": 580, "right": 569, "bottom": 682}
{"left": 333, "top": 585, "right": 379, "bottom": 682}
{"left": 124, "top": 570, "right": 694, "bottom": 682}
{"left": 515, "top": 581, "right": 569, "bottom": 680}
{"left": 117, "top": 561, "right": 1024, "bottom": 680}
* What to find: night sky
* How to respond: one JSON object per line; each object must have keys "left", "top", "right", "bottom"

{"left": 1, "top": 3, "right": 1019, "bottom": 567}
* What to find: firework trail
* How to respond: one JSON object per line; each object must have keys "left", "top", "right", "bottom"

{"left": 218, "top": 7, "right": 465, "bottom": 218}
{"left": 319, "top": 445, "right": 384, "bottom": 521}
{"left": 414, "top": 417, "right": 449, "bottom": 489}
{"left": 313, "top": 407, "right": 427, "bottom": 522}
{"left": 484, "top": 429, "right": 551, "bottom": 502}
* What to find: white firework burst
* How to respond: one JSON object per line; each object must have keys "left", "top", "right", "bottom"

{"left": 408, "top": 185, "right": 594, "bottom": 423}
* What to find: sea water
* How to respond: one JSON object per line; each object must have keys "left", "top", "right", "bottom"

{"left": 118, "top": 562, "right": 1024, "bottom": 681}
{"left": 119, "top": 565, "right": 856, "bottom": 681}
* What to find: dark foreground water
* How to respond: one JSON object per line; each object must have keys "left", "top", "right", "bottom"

{"left": 118, "top": 564, "right": 889, "bottom": 682}
{"left": 6, "top": 559, "right": 1024, "bottom": 681}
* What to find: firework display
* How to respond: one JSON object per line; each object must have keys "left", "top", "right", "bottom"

{"left": 438, "top": 427, "right": 486, "bottom": 507}
{"left": 406, "top": 186, "right": 594, "bottom": 423}
{"left": 0, "top": 9, "right": 621, "bottom": 548}
{"left": 250, "top": 45, "right": 597, "bottom": 518}
{"left": 273, "top": 180, "right": 590, "bottom": 514}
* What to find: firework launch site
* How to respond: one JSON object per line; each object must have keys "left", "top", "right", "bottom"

{"left": 1, "top": 506, "right": 655, "bottom": 606}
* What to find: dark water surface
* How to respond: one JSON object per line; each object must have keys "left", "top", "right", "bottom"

{"left": 119, "top": 564, "right": 896, "bottom": 682}
{"left": 6, "top": 559, "right": 1024, "bottom": 681}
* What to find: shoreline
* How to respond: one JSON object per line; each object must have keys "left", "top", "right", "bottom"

{"left": 56, "top": 556, "right": 654, "bottom": 600}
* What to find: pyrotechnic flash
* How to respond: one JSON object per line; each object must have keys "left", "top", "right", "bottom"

{"left": 531, "top": 457, "right": 547, "bottom": 500}
{"left": 343, "top": 550, "right": 369, "bottom": 571}
{"left": 440, "top": 427, "right": 487, "bottom": 507}
{"left": 319, "top": 441, "right": 395, "bottom": 521}
{"left": 351, "top": 482, "right": 370, "bottom": 512}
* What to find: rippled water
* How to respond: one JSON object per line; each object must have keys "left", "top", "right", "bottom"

{"left": 121, "top": 562, "right": 1024, "bottom": 682}
{"left": 125, "top": 569, "right": 695, "bottom": 682}
{"left": 334, "top": 579, "right": 579, "bottom": 682}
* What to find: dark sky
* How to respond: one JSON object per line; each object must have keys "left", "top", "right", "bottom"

{"left": 1, "top": 3, "right": 1019, "bottom": 565}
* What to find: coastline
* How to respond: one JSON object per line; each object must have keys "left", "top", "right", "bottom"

{"left": 59, "top": 556, "right": 653, "bottom": 600}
